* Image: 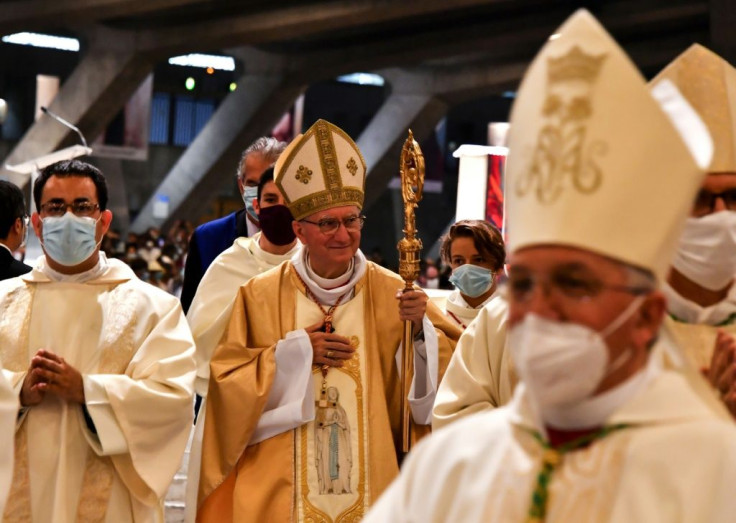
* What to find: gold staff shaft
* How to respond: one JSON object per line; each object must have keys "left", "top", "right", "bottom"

{"left": 397, "top": 129, "right": 425, "bottom": 454}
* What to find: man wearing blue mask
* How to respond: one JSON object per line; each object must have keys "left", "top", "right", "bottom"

{"left": 180, "top": 137, "right": 287, "bottom": 313}
{"left": 0, "top": 180, "right": 31, "bottom": 280}
{"left": 369, "top": 10, "right": 736, "bottom": 521}
{"left": 0, "top": 159, "right": 196, "bottom": 522}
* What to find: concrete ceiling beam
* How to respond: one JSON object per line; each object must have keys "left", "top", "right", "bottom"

{"left": 0, "top": 26, "right": 152, "bottom": 187}
{"left": 0, "top": 0, "right": 203, "bottom": 35}
{"left": 136, "top": 0, "right": 522, "bottom": 57}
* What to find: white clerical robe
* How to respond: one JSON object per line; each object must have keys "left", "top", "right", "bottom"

{"left": 0, "top": 368, "right": 16, "bottom": 517}
{"left": 432, "top": 293, "right": 515, "bottom": 429}
{"left": 443, "top": 288, "right": 497, "bottom": 330}
{"left": 368, "top": 359, "right": 736, "bottom": 522}
{"left": 0, "top": 257, "right": 196, "bottom": 523}
{"left": 187, "top": 233, "right": 299, "bottom": 396}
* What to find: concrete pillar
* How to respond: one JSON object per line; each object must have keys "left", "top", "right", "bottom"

{"left": 0, "top": 27, "right": 151, "bottom": 188}
{"left": 130, "top": 73, "right": 303, "bottom": 232}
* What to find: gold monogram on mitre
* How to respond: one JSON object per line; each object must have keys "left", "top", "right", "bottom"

{"left": 547, "top": 46, "right": 606, "bottom": 84}
{"left": 517, "top": 46, "right": 608, "bottom": 204}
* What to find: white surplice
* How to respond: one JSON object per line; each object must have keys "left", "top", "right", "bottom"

{"left": 0, "top": 367, "right": 16, "bottom": 517}
{"left": 443, "top": 288, "right": 497, "bottom": 330}
{"left": 0, "top": 255, "right": 196, "bottom": 523}
{"left": 187, "top": 233, "right": 299, "bottom": 396}
{"left": 369, "top": 349, "right": 736, "bottom": 523}
{"left": 432, "top": 293, "right": 514, "bottom": 429}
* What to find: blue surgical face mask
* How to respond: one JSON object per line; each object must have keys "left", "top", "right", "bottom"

{"left": 41, "top": 213, "right": 100, "bottom": 266}
{"left": 449, "top": 263, "right": 494, "bottom": 298}
{"left": 20, "top": 216, "right": 29, "bottom": 249}
{"left": 242, "top": 185, "right": 259, "bottom": 223}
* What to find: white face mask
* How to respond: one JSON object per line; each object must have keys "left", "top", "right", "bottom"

{"left": 509, "top": 296, "right": 645, "bottom": 410}
{"left": 671, "top": 211, "right": 736, "bottom": 291}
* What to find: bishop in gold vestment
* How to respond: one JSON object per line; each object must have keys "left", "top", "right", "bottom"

{"left": 194, "top": 119, "right": 459, "bottom": 522}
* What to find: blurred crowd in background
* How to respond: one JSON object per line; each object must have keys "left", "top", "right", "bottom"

{"left": 100, "top": 220, "right": 193, "bottom": 297}
{"left": 93, "top": 222, "right": 457, "bottom": 298}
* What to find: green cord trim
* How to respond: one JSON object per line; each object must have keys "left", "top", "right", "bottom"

{"left": 668, "top": 311, "right": 736, "bottom": 327}
{"left": 524, "top": 423, "right": 630, "bottom": 522}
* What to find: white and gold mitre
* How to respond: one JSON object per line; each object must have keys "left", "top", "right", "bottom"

{"left": 505, "top": 9, "right": 712, "bottom": 280}
{"left": 274, "top": 119, "right": 366, "bottom": 221}
{"left": 651, "top": 44, "right": 736, "bottom": 173}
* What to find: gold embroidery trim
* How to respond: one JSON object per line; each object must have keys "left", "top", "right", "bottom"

{"left": 300, "top": 349, "right": 366, "bottom": 522}
{"left": 3, "top": 424, "right": 31, "bottom": 522}
{"left": 75, "top": 449, "right": 115, "bottom": 523}
{"left": 0, "top": 283, "right": 35, "bottom": 372}
{"left": 1, "top": 284, "right": 34, "bottom": 522}
{"left": 316, "top": 122, "right": 341, "bottom": 191}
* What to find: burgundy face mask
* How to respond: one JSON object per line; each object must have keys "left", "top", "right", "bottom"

{"left": 258, "top": 204, "right": 296, "bottom": 246}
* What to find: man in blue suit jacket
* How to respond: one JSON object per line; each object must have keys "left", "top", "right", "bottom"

{"left": 0, "top": 180, "right": 31, "bottom": 281}
{"left": 180, "top": 137, "right": 286, "bottom": 312}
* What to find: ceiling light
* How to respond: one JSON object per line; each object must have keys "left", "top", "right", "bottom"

{"left": 2, "top": 32, "right": 79, "bottom": 52}
{"left": 169, "top": 53, "right": 235, "bottom": 71}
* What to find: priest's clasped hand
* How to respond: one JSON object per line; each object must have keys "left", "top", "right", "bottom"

{"left": 706, "top": 330, "right": 736, "bottom": 418}
{"left": 306, "top": 321, "right": 355, "bottom": 367}
{"left": 396, "top": 289, "right": 428, "bottom": 335}
{"left": 21, "top": 349, "right": 85, "bottom": 406}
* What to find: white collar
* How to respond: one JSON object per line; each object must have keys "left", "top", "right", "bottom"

{"left": 291, "top": 246, "right": 367, "bottom": 306}
{"left": 242, "top": 232, "right": 300, "bottom": 267}
{"left": 510, "top": 347, "right": 663, "bottom": 435}
{"left": 663, "top": 280, "right": 736, "bottom": 325}
{"left": 39, "top": 252, "right": 109, "bottom": 283}
{"left": 0, "top": 243, "right": 12, "bottom": 256}
{"left": 540, "top": 353, "right": 661, "bottom": 430}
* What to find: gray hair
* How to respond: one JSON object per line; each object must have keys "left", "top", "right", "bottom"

{"left": 236, "top": 137, "right": 287, "bottom": 180}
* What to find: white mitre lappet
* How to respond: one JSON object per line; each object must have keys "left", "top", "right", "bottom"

{"left": 650, "top": 43, "right": 736, "bottom": 174}
{"left": 504, "top": 9, "right": 712, "bottom": 281}
{"left": 275, "top": 118, "right": 367, "bottom": 220}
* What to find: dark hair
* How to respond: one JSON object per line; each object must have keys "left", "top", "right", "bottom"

{"left": 440, "top": 219, "right": 505, "bottom": 271}
{"left": 0, "top": 180, "right": 26, "bottom": 239}
{"left": 33, "top": 159, "right": 108, "bottom": 211}
{"left": 257, "top": 168, "right": 276, "bottom": 203}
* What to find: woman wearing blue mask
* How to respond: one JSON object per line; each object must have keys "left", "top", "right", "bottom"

{"left": 440, "top": 220, "right": 505, "bottom": 330}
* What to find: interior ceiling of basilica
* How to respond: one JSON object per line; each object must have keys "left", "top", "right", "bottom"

{"left": 0, "top": 0, "right": 731, "bottom": 234}
{"left": 0, "top": 0, "right": 720, "bottom": 90}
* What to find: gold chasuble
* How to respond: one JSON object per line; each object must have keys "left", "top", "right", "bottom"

{"left": 197, "top": 261, "right": 459, "bottom": 521}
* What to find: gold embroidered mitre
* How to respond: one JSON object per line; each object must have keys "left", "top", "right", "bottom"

{"left": 651, "top": 44, "right": 736, "bottom": 173}
{"left": 275, "top": 119, "right": 366, "bottom": 221}
{"left": 505, "top": 9, "right": 711, "bottom": 280}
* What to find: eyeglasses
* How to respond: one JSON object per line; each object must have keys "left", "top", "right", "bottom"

{"left": 508, "top": 272, "right": 651, "bottom": 303}
{"left": 693, "top": 189, "right": 736, "bottom": 217}
{"left": 39, "top": 201, "right": 100, "bottom": 217}
{"left": 300, "top": 215, "right": 366, "bottom": 235}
